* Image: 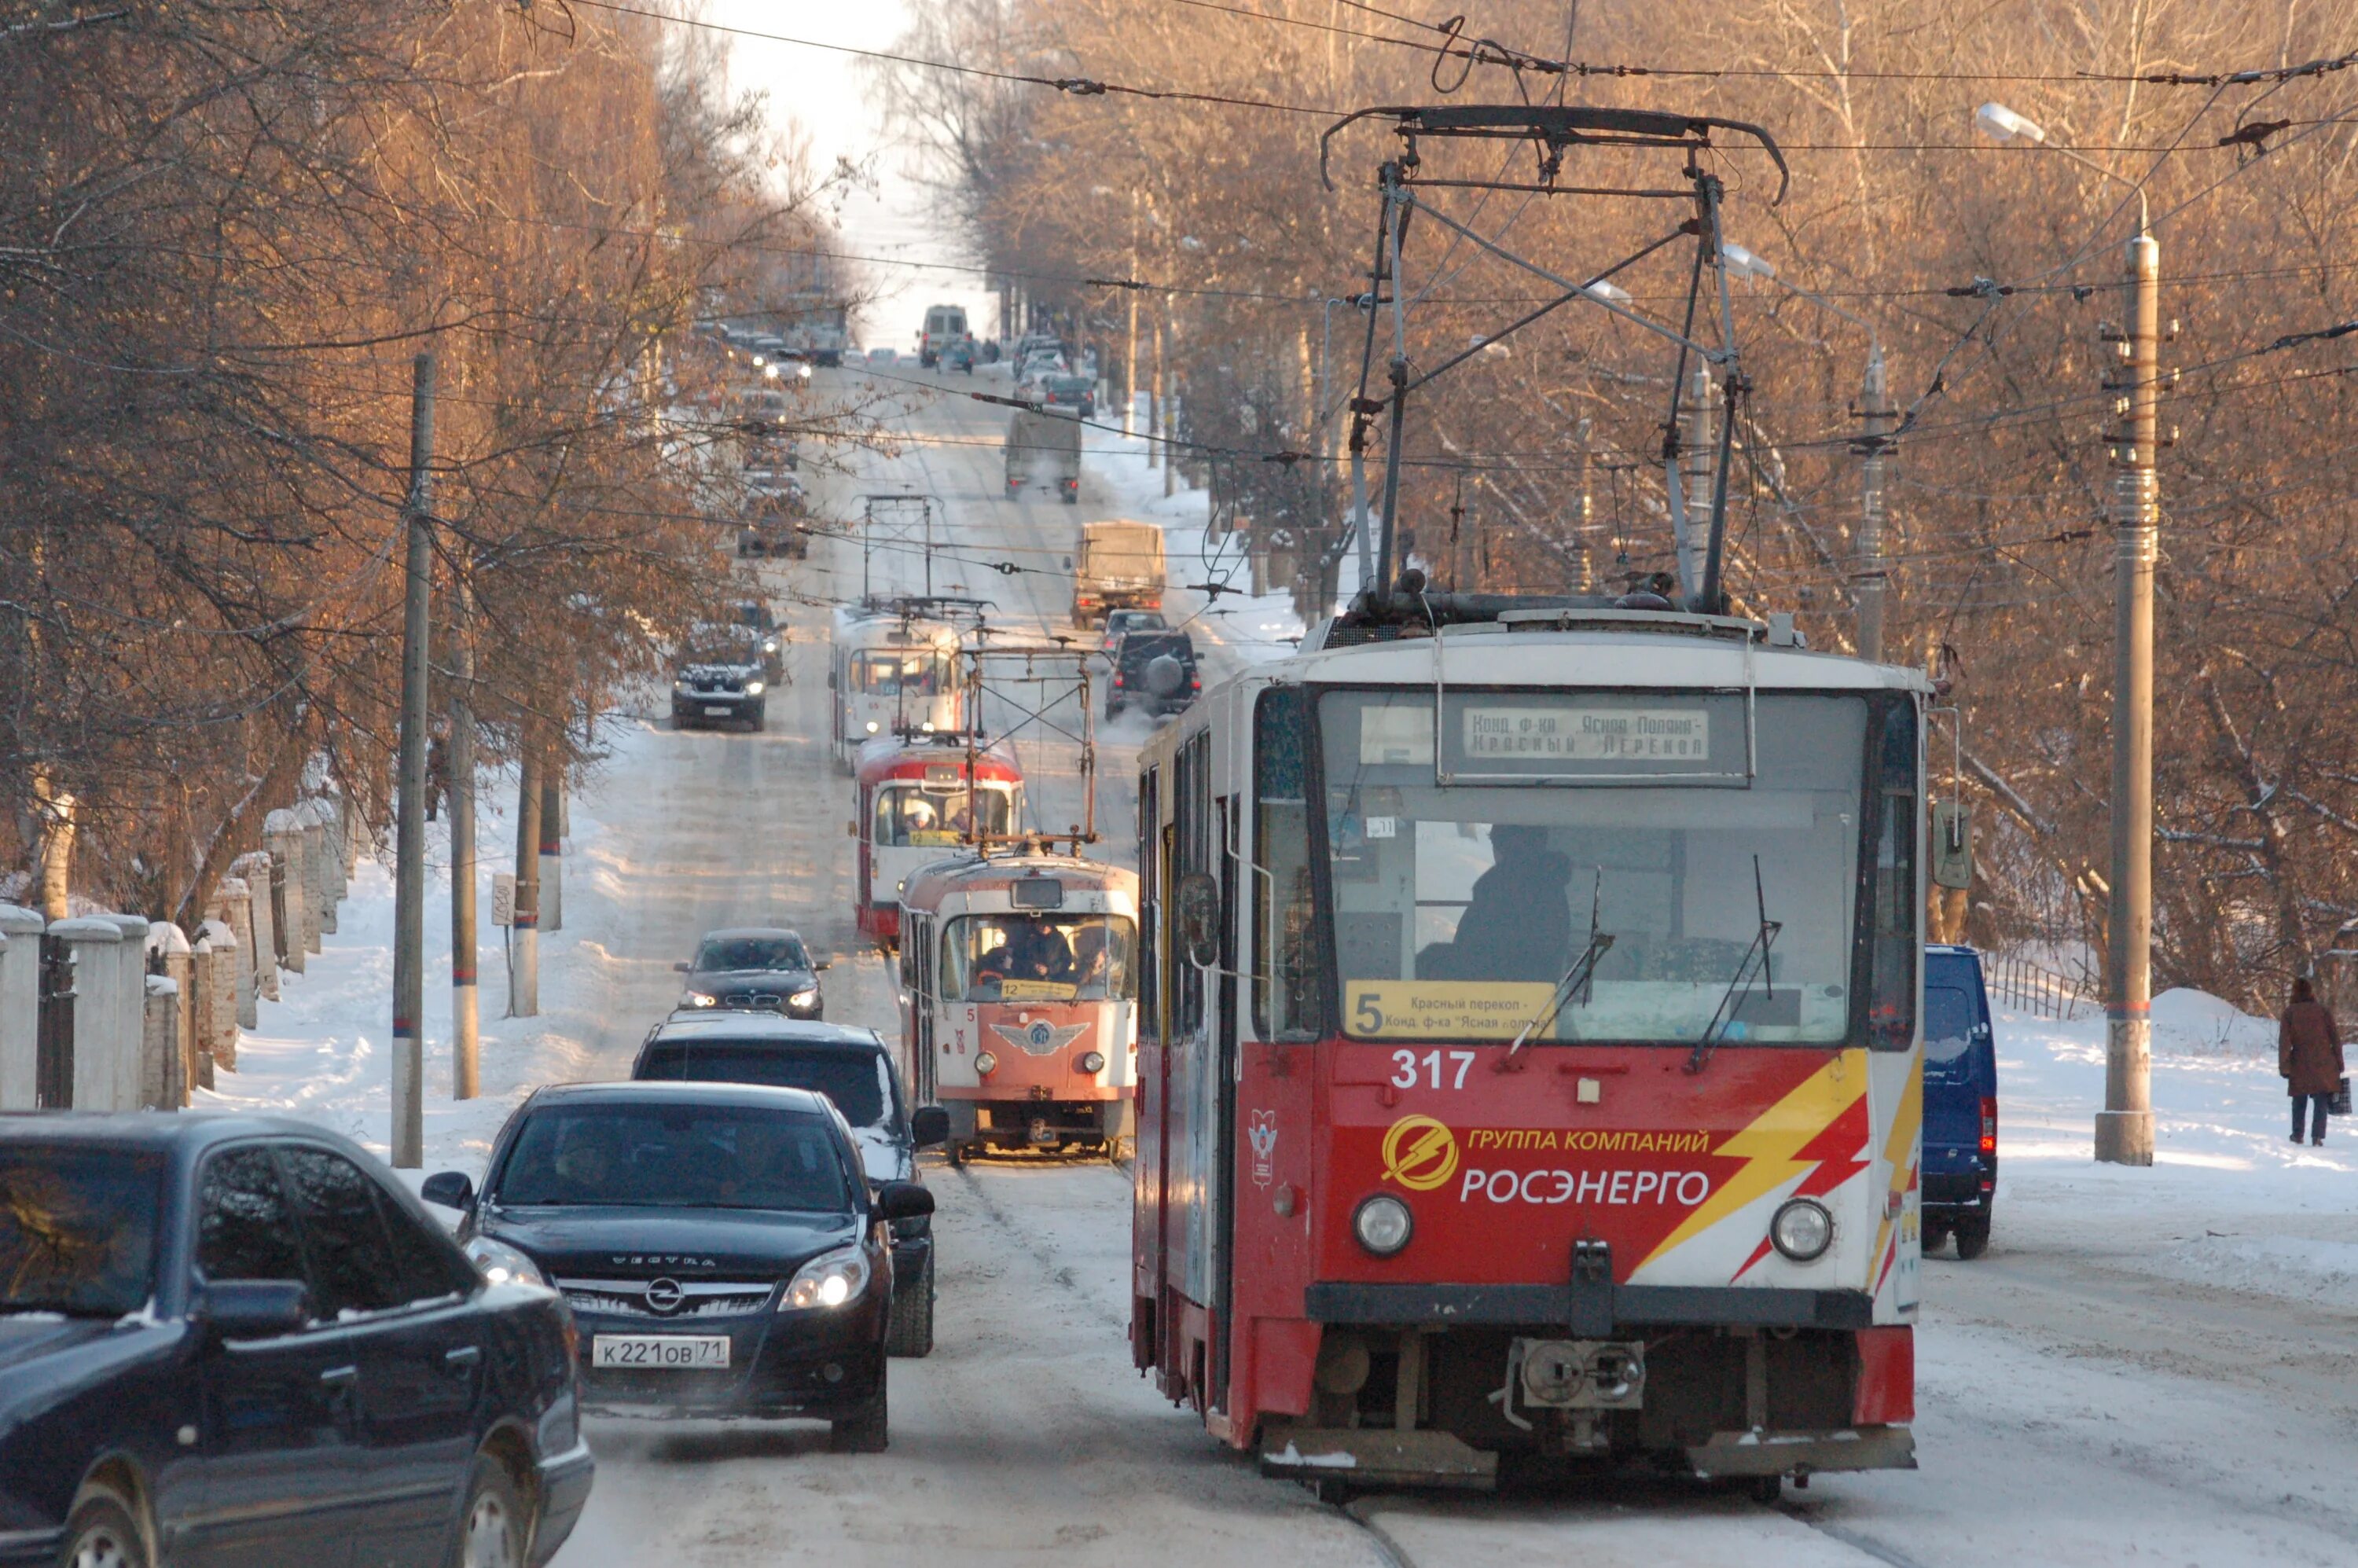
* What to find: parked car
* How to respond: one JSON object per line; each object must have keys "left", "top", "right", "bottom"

{"left": 1096, "top": 608, "right": 1170, "bottom": 659}
{"left": 426, "top": 1082, "right": 934, "bottom": 1450}
{"left": 671, "top": 622, "right": 769, "bottom": 731}
{"left": 1041, "top": 374, "right": 1096, "bottom": 417}
{"left": 674, "top": 926, "right": 830, "bottom": 1018}
{"left": 866, "top": 347, "right": 897, "bottom": 368}
{"left": 631, "top": 1015, "right": 950, "bottom": 1356}
{"left": 1105, "top": 629, "right": 1200, "bottom": 719}
{"left": 1923, "top": 945, "right": 2000, "bottom": 1258}
{"left": 0, "top": 1114, "right": 593, "bottom": 1568}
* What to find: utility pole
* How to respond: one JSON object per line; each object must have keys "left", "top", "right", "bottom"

{"left": 1573, "top": 417, "right": 1596, "bottom": 593}
{"left": 538, "top": 769, "right": 563, "bottom": 935}
{"left": 2097, "top": 230, "right": 2162, "bottom": 1166}
{"left": 1857, "top": 346, "right": 1894, "bottom": 662}
{"left": 391, "top": 352, "right": 435, "bottom": 1168}
{"left": 509, "top": 738, "right": 541, "bottom": 1018}
{"left": 1675, "top": 361, "right": 1716, "bottom": 601}
{"left": 1124, "top": 192, "right": 1140, "bottom": 438}
{"left": 449, "top": 560, "right": 479, "bottom": 1100}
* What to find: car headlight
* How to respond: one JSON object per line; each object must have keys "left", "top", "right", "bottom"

{"left": 1078, "top": 1050, "right": 1107, "bottom": 1074}
{"left": 973, "top": 1050, "right": 998, "bottom": 1076}
{"left": 788, "top": 986, "right": 819, "bottom": 1007}
{"left": 1353, "top": 1195, "right": 1412, "bottom": 1256}
{"left": 673, "top": 678, "right": 692, "bottom": 691}
{"left": 865, "top": 720, "right": 880, "bottom": 733}
{"left": 780, "top": 1244, "right": 871, "bottom": 1311}
{"left": 762, "top": 638, "right": 778, "bottom": 654}
{"left": 683, "top": 991, "right": 718, "bottom": 1008}
{"left": 1770, "top": 1198, "right": 1834, "bottom": 1261}
{"left": 745, "top": 680, "right": 766, "bottom": 696}
{"left": 465, "top": 1236, "right": 548, "bottom": 1290}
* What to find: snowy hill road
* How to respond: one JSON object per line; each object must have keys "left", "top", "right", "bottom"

{"left": 542, "top": 368, "right": 2358, "bottom": 1567}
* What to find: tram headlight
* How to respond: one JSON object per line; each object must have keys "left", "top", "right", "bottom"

{"left": 1352, "top": 1195, "right": 1413, "bottom": 1258}
{"left": 973, "top": 1051, "right": 999, "bottom": 1076}
{"left": 1770, "top": 1198, "right": 1834, "bottom": 1262}
{"left": 1078, "top": 1050, "right": 1107, "bottom": 1075}
{"left": 865, "top": 721, "right": 880, "bottom": 734}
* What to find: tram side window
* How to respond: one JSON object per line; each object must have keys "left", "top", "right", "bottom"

{"left": 1139, "top": 766, "right": 1161, "bottom": 1036}
{"left": 1868, "top": 700, "right": 1920, "bottom": 1050}
{"left": 1253, "top": 687, "right": 1322, "bottom": 1040}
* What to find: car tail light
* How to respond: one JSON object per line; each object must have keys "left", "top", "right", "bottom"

{"left": 1979, "top": 1096, "right": 1997, "bottom": 1155}
{"left": 1190, "top": 674, "right": 1200, "bottom": 690}
{"left": 1113, "top": 674, "right": 1125, "bottom": 686}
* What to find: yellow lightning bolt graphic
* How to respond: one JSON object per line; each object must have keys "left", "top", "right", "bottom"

{"left": 1866, "top": 1052, "right": 1925, "bottom": 1289}
{"left": 1636, "top": 1053, "right": 1865, "bottom": 1272}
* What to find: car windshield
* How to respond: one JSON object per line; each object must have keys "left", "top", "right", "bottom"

{"left": 695, "top": 935, "right": 808, "bottom": 972}
{"left": 638, "top": 1045, "right": 894, "bottom": 1129}
{"left": 683, "top": 626, "right": 758, "bottom": 665}
{"left": 1313, "top": 689, "right": 1903, "bottom": 1047}
{"left": 490, "top": 1104, "right": 851, "bottom": 1212}
{"left": 942, "top": 913, "right": 1137, "bottom": 1002}
{"left": 872, "top": 782, "right": 1015, "bottom": 846}
{"left": 0, "top": 1148, "right": 163, "bottom": 1315}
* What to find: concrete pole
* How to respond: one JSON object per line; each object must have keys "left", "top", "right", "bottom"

{"left": 538, "top": 770, "right": 563, "bottom": 934}
{"left": 231, "top": 851, "right": 279, "bottom": 1002}
{"left": 2097, "top": 232, "right": 2161, "bottom": 1167}
{"left": 1150, "top": 308, "right": 1166, "bottom": 476}
{"left": 1162, "top": 307, "right": 1179, "bottom": 500}
{"left": 210, "top": 879, "right": 257, "bottom": 1030}
{"left": 1677, "top": 361, "right": 1716, "bottom": 603}
{"left": 509, "top": 742, "right": 542, "bottom": 1019}
{"left": 1857, "top": 347, "right": 1894, "bottom": 663}
{"left": 449, "top": 568, "right": 479, "bottom": 1100}
{"left": 1123, "top": 193, "right": 1140, "bottom": 438}
{"left": 391, "top": 351, "right": 435, "bottom": 1170}
{"left": 264, "top": 812, "right": 306, "bottom": 975}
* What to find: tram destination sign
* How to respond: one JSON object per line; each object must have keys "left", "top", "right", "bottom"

{"left": 1462, "top": 706, "right": 1709, "bottom": 762}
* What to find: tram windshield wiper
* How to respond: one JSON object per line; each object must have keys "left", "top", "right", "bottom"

{"left": 1685, "top": 856, "right": 1783, "bottom": 1075}
{"left": 1509, "top": 870, "right": 1614, "bottom": 1056}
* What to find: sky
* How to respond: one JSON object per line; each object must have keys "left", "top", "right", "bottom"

{"left": 707, "top": 0, "right": 1003, "bottom": 345}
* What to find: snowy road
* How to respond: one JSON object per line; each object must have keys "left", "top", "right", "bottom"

{"left": 216, "top": 365, "right": 2358, "bottom": 1566}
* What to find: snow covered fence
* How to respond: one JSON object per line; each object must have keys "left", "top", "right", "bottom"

{"left": 299, "top": 796, "right": 337, "bottom": 935}
{"left": 193, "top": 919, "right": 238, "bottom": 1075}
{"left": 46, "top": 913, "right": 149, "bottom": 1111}
{"left": 264, "top": 808, "right": 308, "bottom": 972}
{"left": 209, "top": 876, "right": 259, "bottom": 1029}
{"left": 231, "top": 849, "right": 281, "bottom": 1000}
{"left": 0, "top": 904, "right": 42, "bottom": 1108}
{"left": 145, "top": 921, "right": 196, "bottom": 1105}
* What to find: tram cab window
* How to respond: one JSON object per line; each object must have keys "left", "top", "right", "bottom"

{"left": 873, "top": 784, "right": 1012, "bottom": 846}
{"left": 941, "top": 913, "right": 1137, "bottom": 1002}
{"left": 852, "top": 649, "right": 951, "bottom": 696}
{"left": 1317, "top": 689, "right": 1893, "bottom": 1048}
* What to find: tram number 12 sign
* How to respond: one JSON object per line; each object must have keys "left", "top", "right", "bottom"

{"left": 1462, "top": 707, "right": 1709, "bottom": 761}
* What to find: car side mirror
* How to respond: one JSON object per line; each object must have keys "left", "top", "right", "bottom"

{"left": 674, "top": 960, "right": 692, "bottom": 973}
{"left": 420, "top": 1171, "right": 476, "bottom": 1212}
{"left": 909, "top": 1106, "right": 949, "bottom": 1148}
{"left": 876, "top": 1181, "right": 936, "bottom": 1221}
{"left": 204, "top": 1279, "right": 311, "bottom": 1340}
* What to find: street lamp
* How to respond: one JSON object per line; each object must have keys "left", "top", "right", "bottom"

{"left": 1719, "top": 241, "right": 1895, "bottom": 663}
{"left": 1977, "top": 100, "right": 2161, "bottom": 1166}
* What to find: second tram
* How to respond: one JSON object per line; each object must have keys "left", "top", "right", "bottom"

{"left": 853, "top": 733, "right": 1026, "bottom": 949}
{"left": 830, "top": 603, "right": 965, "bottom": 767}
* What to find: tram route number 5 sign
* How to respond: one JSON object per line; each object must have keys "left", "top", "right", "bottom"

{"left": 1462, "top": 707, "right": 1709, "bottom": 761}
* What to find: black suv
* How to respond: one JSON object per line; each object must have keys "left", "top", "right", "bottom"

{"left": 1, "top": 1114, "right": 593, "bottom": 1568}
{"left": 1106, "top": 630, "right": 1200, "bottom": 718}
{"left": 432, "top": 1081, "right": 931, "bottom": 1450}
{"left": 632, "top": 1014, "right": 948, "bottom": 1356}
{"left": 671, "top": 622, "right": 769, "bottom": 730}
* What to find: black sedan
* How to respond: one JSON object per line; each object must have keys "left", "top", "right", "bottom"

{"left": 631, "top": 1015, "right": 949, "bottom": 1356}
{"left": 674, "top": 926, "right": 829, "bottom": 1018}
{"left": 0, "top": 1114, "right": 591, "bottom": 1568}
{"left": 426, "top": 1082, "right": 931, "bottom": 1450}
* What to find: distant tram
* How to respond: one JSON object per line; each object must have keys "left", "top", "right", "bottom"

{"left": 898, "top": 852, "right": 1140, "bottom": 1162}
{"left": 1130, "top": 600, "right": 1926, "bottom": 1495}
{"left": 829, "top": 604, "right": 965, "bottom": 767}
{"left": 853, "top": 733, "right": 1026, "bottom": 949}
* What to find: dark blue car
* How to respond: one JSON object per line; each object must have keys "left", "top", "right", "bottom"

{"left": 0, "top": 1113, "right": 592, "bottom": 1568}
{"left": 1923, "top": 945, "right": 2000, "bottom": 1258}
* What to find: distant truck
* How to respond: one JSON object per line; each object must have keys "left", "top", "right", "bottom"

{"left": 1005, "top": 406, "right": 1082, "bottom": 505}
{"left": 1071, "top": 519, "right": 1165, "bottom": 626}
{"left": 920, "top": 303, "right": 971, "bottom": 369}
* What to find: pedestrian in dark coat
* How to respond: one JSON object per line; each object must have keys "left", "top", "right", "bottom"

{"left": 2279, "top": 975, "right": 2344, "bottom": 1147}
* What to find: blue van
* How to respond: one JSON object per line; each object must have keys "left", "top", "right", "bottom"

{"left": 1923, "top": 945, "right": 2000, "bottom": 1258}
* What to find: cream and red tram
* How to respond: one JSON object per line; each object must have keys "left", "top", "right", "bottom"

{"left": 853, "top": 733, "right": 1025, "bottom": 949}
{"left": 1131, "top": 603, "right": 1925, "bottom": 1492}
{"left": 898, "top": 853, "right": 1140, "bottom": 1161}
{"left": 829, "top": 605, "right": 965, "bottom": 767}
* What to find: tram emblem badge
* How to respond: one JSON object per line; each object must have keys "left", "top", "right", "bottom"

{"left": 991, "top": 1019, "right": 1088, "bottom": 1057}
{"left": 1247, "top": 1111, "right": 1279, "bottom": 1187}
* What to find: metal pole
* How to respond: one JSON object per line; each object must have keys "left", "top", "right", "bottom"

{"left": 1573, "top": 417, "right": 1595, "bottom": 593}
{"left": 1857, "top": 345, "right": 1893, "bottom": 662}
{"left": 509, "top": 740, "right": 541, "bottom": 1019}
{"left": 391, "top": 352, "right": 435, "bottom": 1167}
{"left": 2097, "top": 230, "right": 2160, "bottom": 1166}
{"left": 449, "top": 560, "right": 479, "bottom": 1100}
{"left": 1125, "top": 193, "right": 1140, "bottom": 438}
{"left": 1677, "top": 361, "right": 1714, "bottom": 600}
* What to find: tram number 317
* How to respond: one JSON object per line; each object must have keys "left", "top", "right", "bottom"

{"left": 1389, "top": 1048, "right": 1477, "bottom": 1091}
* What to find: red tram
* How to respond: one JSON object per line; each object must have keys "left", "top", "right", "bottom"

{"left": 1131, "top": 603, "right": 1926, "bottom": 1494}
{"left": 852, "top": 733, "right": 1026, "bottom": 949}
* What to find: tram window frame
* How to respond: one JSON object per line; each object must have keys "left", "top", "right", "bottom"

{"left": 1857, "top": 696, "right": 1921, "bottom": 1052}
{"left": 1172, "top": 731, "right": 1212, "bottom": 1037}
{"left": 1251, "top": 686, "right": 1325, "bottom": 1041}
{"left": 1138, "top": 765, "right": 1162, "bottom": 1041}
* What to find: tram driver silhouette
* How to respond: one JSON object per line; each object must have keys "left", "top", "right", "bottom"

{"left": 1415, "top": 824, "right": 1571, "bottom": 983}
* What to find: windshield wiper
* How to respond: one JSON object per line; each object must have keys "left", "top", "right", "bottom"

{"left": 1685, "top": 856, "right": 1783, "bottom": 1075}
{"left": 1510, "top": 870, "right": 1614, "bottom": 1056}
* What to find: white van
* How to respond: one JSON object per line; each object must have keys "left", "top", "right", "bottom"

{"left": 920, "top": 304, "right": 968, "bottom": 368}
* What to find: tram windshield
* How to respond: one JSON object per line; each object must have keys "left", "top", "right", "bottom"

{"left": 873, "top": 783, "right": 1016, "bottom": 846}
{"left": 850, "top": 648, "right": 953, "bottom": 696}
{"left": 942, "top": 913, "right": 1138, "bottom": 1002}
{"left": 1304, "top": 689, "right": 1915, "bottom": 1048}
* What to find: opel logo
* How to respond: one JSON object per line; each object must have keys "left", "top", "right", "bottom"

{"left": 644, "top": 1277, "right": 685, "bottom": 1313}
